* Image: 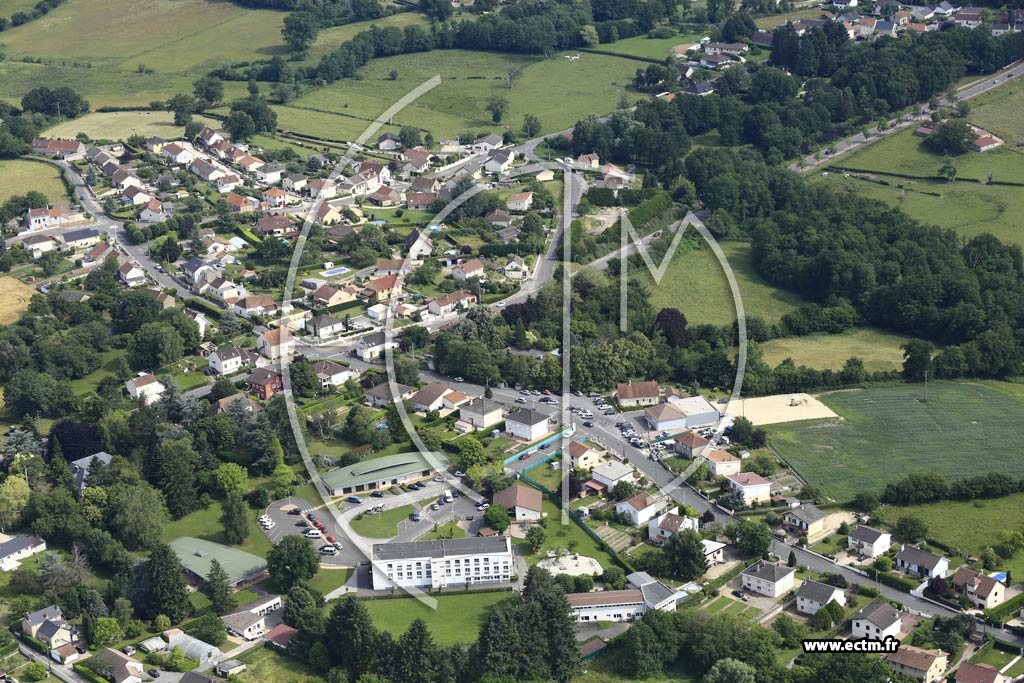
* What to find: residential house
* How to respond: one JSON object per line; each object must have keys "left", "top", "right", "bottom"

{"left": 357, "top": 160, "right": 392, "bottom": 186}
{"left": 701, "top": 449, "right": 741, "bottom": 477}
{"left": 683, "top": 81, "right": 717, "bottom": 96}
{"left": 258, "top": 214, "right": 293, "bottom": 237}
{"left": 313, "top": 360, "right": 354, "bottom": 389}
{"left": 398, "top": 149, "right": 432, "bottom": 175}
{"left": 189, "top": 159, "right": 224, "bottom": 182}
{"left": 31, "top": 138, "right": 84, "bottom": 157}
{"left": 884, "top": 645, "right": 947, "bottom": 683}
{"left": 458, "top": 398, "right": 503, "bottom": 430}
{"left": 209, "top": 346, "right": 248, "bottom": 375}
{"left": 204, "top": 277, "right": 245, "bottom": 302}
{"left": 368, "top": 186, "right": 401, "bottom": 207}
{"left": 314, "top": 202, "right": 343, "bottom": 225}
{"left": 851, "top": 602, "right": 903, "bottom": 640}
{"left": 703, "top": 540, "right": 726, "bottom": 565}
{"left": 1, "top": 535, "right": 47, "bottom": 572}
{"left": 674, "top": 431, "right": 710, "bottom": 459}
{"left": 452, "top": 259, "right": 485, "bottom": 281}
{"left": 161, "top": 143, "right": 194, "bottom": 164}
{"left": 724, "top": 472, "right": 772, "bottom": 506}
{"left": 84, "top": 241, "right": 114, "bottom": 265}
{"left": 217, "top": 174, "right": 242, "bottom": 193}
{"left": 505, "top": 408, "right": 551, "bottom": 441}
{"left": 306, "top": 179, "right": 338, "bottom": 199}
{"left": 506, "top": 192, "right": 533, "bottom": 212}
{"left": 591, "top": 460, "right": 635, "bottom": 490}
{"left": 895, "top": 546, "right": 949, "bottom": 579}
{"left": 236, "top": 155, "right": 264, "bottom": 173}
{"left": 700, "top": 54, "right": 732, "bottom": 69}
{"left": 577, "top": 153, "right": 600, "bottom": 168}
{"left": 283, "top": 173, "right": 307, "bottom": 192}
{"left": 125, "top": 373, "right": 165, "bottom": 404}
{"left": 704, "top": 42, "right": 747, "bottom": 56}
{"left": 263, "top": 187, "right": 288, "bottom": 209}
{"left": 955, "top": 662, "right": 1007, "bottom": 683}
{"left": 140, "top": 199, "right": 167, "bottom": 222}
{"left": 306, "top": 314, "right": 346, "bottom": 339}
{"left": 231, "top": 294, "right": 277, "bottom": 318}
{"left": 493, "top": 484, "right": 543, "bottom": 521}
{"left": 314, "top": 284, "right": 357, "bottom": 308}
{"left": 485, "top": 209, "right": 513, "bottom": 228}
{"left": 471, "top": 133, "right": 502, "bottom": 151}
{"left": 24, "top": 206, "right": 69, "bottom": 231}
{"left": 502, "top": 255, "right": 528, "bottom": 280}
{"left": 221, "top": 594, "right": 282, "bottom": 641}
{"left": 973, "top": 136, "right": 1003, "bottom": 152}
{"left": 364, "top": 381, "right": 414, "bottom": 407}
{"left": 567, "top": 440, "right": 600, "bottom": 469}
{"left": 68, "top": 451, "right": 113, "bottom": 492}
{"left": 355, "top": 332, "right": 396, "bottom": 362}
{"left": 616, "top": 381, "right": 660, "bottom": 407}
{"left": 783, "top": 503, "right": 827, "bottom": 543}
{"left": 406, "top": 192, "right": 437, "bottom": 211}
{"left": 566, "top": 574, "right": 677, "bottom": 623}
{"left": 410, "top": 176, "right": 440, "bottom": 194}
{"left": 875, "top": 20, "right": 897, "bottom": 37}
{"left": 363, "top": 274, "right": 400, "bottom": 303}
{"left": 257, "top": 327, "right": 294, "bottom": 360}
{"left": 23, "top": 234, "right": 59, "bottom": 258}
{"left": 950, "top": 566, "right": 1005, "bottom": 610}
{"left": 61, "top": 228, "right": 102, "bottom": 252}
{"left": 121, "top": 185, "right": 152, "bottom": 206}
{"left": 141, "top": 287, "right": 175, "bottom": 310}
{"left": 953, "top": 7, "right": 983, "bottom": 27}
{"left": 263, "top": 624, "right": 297, "bottom": 650}
{"left": 91, "top": 649, "right": 145, "bottom": 683}
{"left": 255, "top": 164, "right": 283, "bottom": 184}
{"left": 118, "top": 261, "right": 146, "bottom": 287}
{"left": 485, "top": 149, "right": 514, "bottom": 174}
{"left": 376, "top": 259, "right": 409, "bottom": 277}
{"left": 496, "top": 226, "right": 520, "bottom": 243}
{"left": 247, "top": 367, "right": 284, "bottom": 400}
{"left": 427, "top": 290, "right": 477, "bottom": 316}
{"left": 406, "top": 229, "right": 434, "bottom": 259}
{"left": 181, "top": 257, "right": 216, "bottom": 284}
{"left": 647, "top": 507, "right": 697, "bottom": 545}
{"left": 795, "top": 580, "right": 846, "bottom": 616}
{"left": 198, "top": 127, "right": 224, "bottom": 147}
{"left": 740, "top": 561, "right": 796, "bottom": 598}
{"left": 225, "top": 192, "right": 257, "bottom": 213}
{"left": 377, "top": 132, "right": 401, "bottom": 150}
{"left": 410, "top": 383, "right": 455, "bottom": 413}
{"left": 207, "top": 394, "right": 260, "bottom": 416}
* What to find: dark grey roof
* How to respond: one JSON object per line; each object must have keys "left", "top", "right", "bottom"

{"left": 37, "top": 619, "right": 64, "bottom": 641}
{"left": 461, "top": 397, "right": 502, "bottom": 414}
{"left": 179, "top": 673, "right": 216, "bottom": 683}
{"left": 640, "top": 580, "right": 676, "bottom": 607}
{"left": 896, "top": 545, "right": 945, "bottom": 570}
{"left": 0, "top": 534, "right": 45, "bottom": 560}
{"left": 213, "top": 346, "right": 244, "bottom": 361}
{"left": 63, "top": 227, "right": 100, "bottom": 243}
{"left": 786, "top": 503, "right": 825, "bottom": 525}
{"left": 505, "top": 408, "right": 550, "bottom": 427}
{"left": 796, "top": 580, "right": 841, "bottom": 605}
{"left": 741, "top": 560, "right": 795, "bottom": 583}
{"left": 360, "top": 331, "right": 387, "bottom": 347}
{"left": 373, "top": 536, "right": 509, "bottom": 562}
{"left": 853, "top": 602, "right": 901, "bottom": 629}
{"left": 69, "top": 451, "right": 113, "bottom": 490}
{"left": 849, "top": 525, "right": 887, "bottom": 543}
{"left": 309, "top": 314, "right": 343, "bottom": 327}
{"left": 23, "top": 605, "right": 62, "bottom": 628}
{"left": 222, "top": 610, "right": 263, "bottom": 631}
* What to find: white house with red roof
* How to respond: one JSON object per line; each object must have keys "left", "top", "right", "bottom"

{"left": 724, "top": 472, "right": 771, "bottom": 505}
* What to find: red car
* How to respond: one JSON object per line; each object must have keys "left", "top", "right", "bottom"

{"left": 541, "top": 389, "right": 552, "bottom": 395}
{"left": 314, "top": 520, "right": 325, "bottom": 530}
{"left": 518, "top": 453, "right": 530, "bottom": 460}
{"left": 326, "top": 535, "right": 336, "bottom": 543}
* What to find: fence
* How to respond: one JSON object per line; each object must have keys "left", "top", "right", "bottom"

{"left": 503, "top": 428, "right": 574, "bottom": 466}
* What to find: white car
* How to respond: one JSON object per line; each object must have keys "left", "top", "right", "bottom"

{"left": 477, "top": 503, "right": 490, "bottom": 510}
{"left": 304, "top": 528, "right": 323, "bottom": 539}
{"left": 261, "top": 520, "right": 275, "bottom": 529}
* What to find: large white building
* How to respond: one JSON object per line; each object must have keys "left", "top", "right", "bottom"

{"left": 566, "top": 572, "right": 678, "bottom": 623}
{"left": 371, "top": 537, "right": 513, "bottom": 590}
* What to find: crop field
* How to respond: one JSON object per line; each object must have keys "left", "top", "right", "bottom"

{"left": 364, "top": 592, "right": 513, "bottom": 645}
{"left": 43, "top": 111, "right": 221, "bottom": 141}
{"left": 758, "top": 327, "right": 913, "bottom": 373}
{"left": 290, "top": 49, "right": 640, "bottom": 139}
{"left": 0, "top": 0, "right": 286, "bottom": 70}
{"left": 876, "top": 494, "right": 1024, "bottom": 580}
{"left": 272, "top": 105, "right": 403, "bottom": 144}
{"left": 0, "top": 277, "right": 37, "bottom": 324}
{"left": 0, "top": 159, "right": 67, "bottom": 204}
{"left": 767, "top": 382, "right": 1024, "bottom": 501}
{"left": 636, "top": 241, "right": 805, "bottom": 326}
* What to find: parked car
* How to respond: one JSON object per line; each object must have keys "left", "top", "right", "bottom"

{"left": 148, "top": 670, "right": 161, "bottom": 678}
{"left": 333, "top": 541, "right": 343, "bottom": 549}
{"left": 304, "top": 529, "right": 323, "bottom": 538}
{"left": 288, "top": 508, "right": 302, "bottom": 515}
{"left": 516, "top": 397, "right": 527, "bottom": 403}
{"left": 295, "top": 521, "right": 308, "bottom": 527}
{"left": 320, "top": 545, "right": 337, "bottom": 555}
{"left": 453, "top": 377, "right": 464, "bottom": 382}
{"left": 583, "top": 421, "right": 593, "bottom": 427}
{"left": 347, "top": 496, "right": 363, "bottom": 504}
{"left": 431, "top": 503, "right": 440, "bottom": 511}
{"left": 371, "top": 491, "right": 384, "bottom": 498}
{"left": 732, "top": 590, "right": 744, "bottom": 598}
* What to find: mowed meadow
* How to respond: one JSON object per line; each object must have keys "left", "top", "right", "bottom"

{"left": 767, "top": 382, "right": 1024, "bottom": 502}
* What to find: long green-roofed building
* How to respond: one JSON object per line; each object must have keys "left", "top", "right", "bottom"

{"left": 169, "top": 536, "right": 267, "bottom": 588}
{"left": 321, "top": 451, "right": 447, "bottom": 496}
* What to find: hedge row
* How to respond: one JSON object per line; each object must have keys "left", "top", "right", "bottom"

{"left": 986, "top": 590, "right": 1024, "bottom": 623}
{"left": 74, "top": 663, "right": 111, "bottom": 683}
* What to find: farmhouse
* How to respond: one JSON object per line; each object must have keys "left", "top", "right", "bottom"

{"left": 701, "top": 449, "right": 741, "bottom": 477}
{"left": 493, "top": 484, "right": 543, "bottom": 521}
{"left": 724, "top": 472, "right": 772, "bottom": 506}
{"left": 31, "top": 138, "right": 84, "bottom": 157}
{"left": 505, "top": 408, "right": 551, "bottom": 441}
{"left": 126, "top": 373, "right": 165, "bottom": 404}
{"left": 459, "top": 398, "right": 504, "bottom": 430}
{"left": 851, "top": 602, "right": 902, "bottom": 640}
{"left": 616, "top": 380, "right": 660, "bottom": 407}
{"left": 847, "top": 525, "right": 891, "bottom": 558}
{"left": 0, "top": 534, "right": 47, "bottom": 572}
{"left": 895, "top": 546, "right": 949, "bottom": 579}
{"left": 647, "top": 507, "right": 697, "bottom": 545}
{"left": 795, "top": 580, "right": 846, "bottom": 616}
{"left": 884, "top": 645, "right": 947, "bottom": 683}
{"left": 740, "top": 561, "right": 795, "bottom": 598}
{"left": 370, "top": 536, "right": 513, "bottom": 590}
{"left": 950, "top": 566, "right": 1005, "bottom": 610}
{"left": 783, "top": 503, "right": 827, "bottom": 543}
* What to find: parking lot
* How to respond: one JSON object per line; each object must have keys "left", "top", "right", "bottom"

{"left": 261, "top": 497, "right": 359, "bottom": 566}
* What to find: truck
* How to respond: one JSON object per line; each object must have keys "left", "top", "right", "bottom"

{"left": 443, "top": 489, "right": 453, "bottom": 503}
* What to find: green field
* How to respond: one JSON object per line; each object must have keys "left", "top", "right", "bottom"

{"left": 0, "top": 159, "right": 68, "bottom": 204}
{"left": 289, "top": 49, "right": 640, "bottom": 139}
{"left": 596, "top": 33, "right": 700, "bottom": 60}
{"left": 235, "top": 646, "right": 322, "bottom": 683}
{"left": 363, "top": 592, "right": 513, "bottom": 645}
{"left": 756, "top": 8, "right": 831, "bottom": 28}
{"left": 636, "top": 241, "right": 805, "bottom": 326}
{"left": 44, "top": 111, "right": 221, "bottom": 141}
{"left": 758, "top": 328, "right": 913, "bottom": 373}
{"left": 421, "top": 520, "right": 466, "bottom": 540}
{"left": 877, "top": 494, "right": 1024, "bottom": 581}
{"left": 965, "top": 73, "right": 1024, "bottom": 146}
{"left": 350, "top": 504, "right": 415, "bottom": 538}
{"left": 161, "top": 501, "right": 273, "bottom": 558}
{"left": 768, "top": 382, "right": 1024, "bottom": 501}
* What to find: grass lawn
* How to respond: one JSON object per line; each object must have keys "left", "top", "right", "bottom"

{"left": 68, "top": 348, "right": 126, "bottom": 395}
{"left": 160, "top": 501, "right": 273, "bottom": 558}
{"left": 308, "top": 567, "right": 353, "bottom": 595}
{"left": 235, "top": 645, "right": 322, "bottom": 683}
{"left": 810, "top": 534, "right": 847, "bottom": 558}
{"left": 767, "top": 382, "right": 1024, "bottom": 502}
{"left": 576, "top": 655, "right": 698, "bottom": 683}
{"left": 635, "top": 240, "right": 805, "bottom": 326}
{"left": 350, "top": 504, "right": 415, "bottom": 538}
{"left": 0, "top": 159, "right": 69, "bottom": 205}
{"left": 756, "top": 8, "right": 831, "bottom": 28}
{"left": 363, "top": 592, "right": 513, "bottom": 645}
{"left": 758, "top": 327, "right": 914, "bottom": 373}
{"left": 44, "top": 111, "right": 221, "bottom": 142}
{"left": 596, "top": 32, "right": 702, "bottom": 60}
{"left": 877, "top": 494, "right": 1024, "bottom": 580}
{"left": 525, "top": 461, "right": 564, "bottom": 491}
{"left": 421, "top": 520, "right": 466, "bottom": 540}
{"left": 521, "top": 499, "right": 621, "bottom": 570}
{"left": 703, "top": 596, "right": 732, "bottom": 614}
{"left": 964, "top": 72, "right": 1024, "bottom": 147}
{"left": 970, "top": 643, "right": 1019, "bottom": 670}
{"left": 289, "top": 49, "right": 640, "bottom": 139}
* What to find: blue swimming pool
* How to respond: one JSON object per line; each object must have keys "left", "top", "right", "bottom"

{"left": 322, "top": 266, "right": 349, "bottom": 276}
{"left": 991, "top": 572, "right": 1008, "bottom": 582}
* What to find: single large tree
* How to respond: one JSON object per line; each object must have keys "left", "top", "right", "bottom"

{"left": 392, "top": 618, "right": 439, "bottom": 683}
{"left": 202, "top": 559, "right": 235, "bottom": 615}
{"left": 143, "top": 543, "right": 192, "bottom": 622}
{"left": 221, "top": 492, "right": 250, "bottom": 545}
{"left": 324, "top": 596, "right": 379, "bottom": 678}
{"left": 267, "top": 535, "right": 319, "bottom": 590}
{"left": 664, "top": 529, "right": 709, "bottom": 581}
{"left": 282, "top": 11, "right": 320, "bottom": 52}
